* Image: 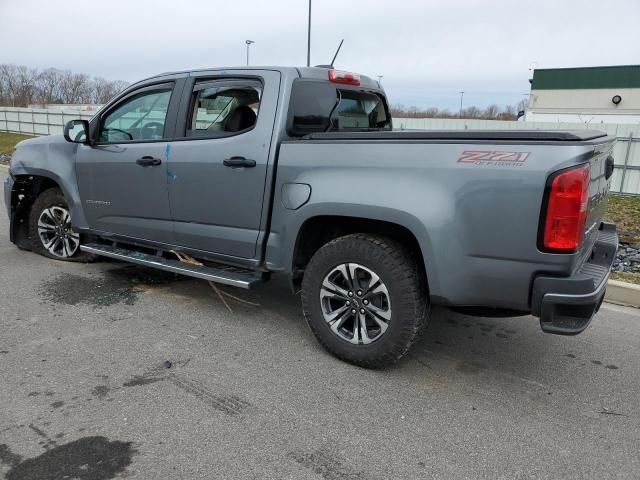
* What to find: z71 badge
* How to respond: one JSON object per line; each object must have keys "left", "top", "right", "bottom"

{"left": 457, "top": 150, "right": 530, "bottom": 166}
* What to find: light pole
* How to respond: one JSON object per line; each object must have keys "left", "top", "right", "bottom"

{"left": 307, "top": 0, "right": 312, "bottom": 67}
{"left": 245, "top": 40, "right": 255, "bottom": 66}
{"left": 459, "top": 91, "right": 464, "bottom": 118}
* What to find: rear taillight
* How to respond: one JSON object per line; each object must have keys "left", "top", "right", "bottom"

{"left": 542, "top": 164, "right": 590, "bottom": 252}
{"left": 328, "top": 69, "right": 361, "bottom": 86}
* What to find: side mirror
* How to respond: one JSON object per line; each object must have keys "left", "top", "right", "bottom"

{"left": 63, "top": 119, "right": 90, "bottom": 144}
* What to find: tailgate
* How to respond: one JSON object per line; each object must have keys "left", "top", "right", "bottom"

{"left": 581, "top": 139, "right": 616, "bottom": 257}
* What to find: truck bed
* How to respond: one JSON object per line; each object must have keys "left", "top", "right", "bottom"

{"left": 272, "top": 130, "right": 615, "bottom": 311}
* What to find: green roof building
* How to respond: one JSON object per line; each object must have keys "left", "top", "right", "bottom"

{"left": 526, "top": 65, "right": 640, "bottom": 124}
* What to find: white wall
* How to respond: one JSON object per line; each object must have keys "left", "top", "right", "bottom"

{"left": 525, "top": 87, "right": 640, "bottom": 125}
{"left": 1, "top": 107, "right": 639, "bottom": 195}
{"left": 0, "top": 107, "right": 94, "bottom": 135}
{"left": 524, "top": 111, "right": 640, "bottom": 125}
{"left": 529, "top": 88, "right": 640, "bottom": 113}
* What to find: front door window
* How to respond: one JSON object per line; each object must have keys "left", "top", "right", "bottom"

{"left": 99, "top": 88, "right": 172, "bottom": 143}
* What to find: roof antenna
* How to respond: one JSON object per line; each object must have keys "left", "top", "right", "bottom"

{"left": 330, "top": 39, "right": 344, "bottom": 68}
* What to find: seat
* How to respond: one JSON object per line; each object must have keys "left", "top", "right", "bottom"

{"left": 224, "top": 105, "right": 257, "bottom": 132}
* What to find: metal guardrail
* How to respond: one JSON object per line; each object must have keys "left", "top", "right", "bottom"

{"left": 1, "top": 107, "right": 639, "bottom": 194}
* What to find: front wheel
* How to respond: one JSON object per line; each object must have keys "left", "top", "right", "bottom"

{"left": 28, "top": 188, "right": 96, "bottom": 262}
{"left": 301, "top": 234, "right": 429, "bottom": 368}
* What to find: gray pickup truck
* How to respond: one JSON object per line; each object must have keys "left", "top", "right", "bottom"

{"left": 4, "top": 66, "right": 618, "bottom": 367}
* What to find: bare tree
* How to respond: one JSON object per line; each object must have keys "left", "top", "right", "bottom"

{"left": 482, "top": 104, "right": 500, "bottom": 119}
{"left": 496, "top": 105, "right": 517, "bottom": 120}
{"left": 517, "top": 99, "right": 528, "bottom": 113}
{"left": 462, "top": 106, "right": 482, "bottom": 118}
{"left": 0, "top": 63, "right": 129, "bottom": 107}
{"left": 435, "top": 109, "right": 453, "bottom": 118}
{"left": 0, "top": 64, "right": 20, "bottom": 106}
{"left": 35, "top": 68, "right": 65, "bottom": 105}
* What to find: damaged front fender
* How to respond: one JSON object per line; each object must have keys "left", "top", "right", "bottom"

{"left": 9, "top": 134, "right": 89, "bottom": 231}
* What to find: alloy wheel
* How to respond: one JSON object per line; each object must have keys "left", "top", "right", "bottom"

{"left": 320, "top": 263, "right": 392, "bottom": 345}
{"left": 37, "top": 206, "right": 80, "bottom": 258}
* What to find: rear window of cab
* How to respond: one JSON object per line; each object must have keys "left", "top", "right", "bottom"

{"left": 288, "top": 80, "right": 391, "bottom": 136}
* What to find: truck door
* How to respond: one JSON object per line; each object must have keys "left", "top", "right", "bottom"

{"left": 166, "top": 70, "right": 280, "bottom": 259}
{"left": 76, "top": 81, "right": 183, "bottom": 244}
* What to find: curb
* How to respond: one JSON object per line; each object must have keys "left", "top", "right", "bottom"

{"left": 605, "top": 280, "right": 640, "bottom": 308}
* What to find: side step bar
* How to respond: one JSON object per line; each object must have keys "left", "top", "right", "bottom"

{"left": 80, "top": 243, "right": 262, "bottom": 289}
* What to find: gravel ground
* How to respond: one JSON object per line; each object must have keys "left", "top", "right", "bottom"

{"left": 613, "top": 239, "right": 640, "bottom": 274}
{"left": 0, "top": 171, "right": 639, "bottom": 479}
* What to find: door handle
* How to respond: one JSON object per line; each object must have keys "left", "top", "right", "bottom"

{"left": 223, "top": 156, "right": 256, "bottom": 168}
{"left": 136, "top": 156, "right": 162, "bottom": 167}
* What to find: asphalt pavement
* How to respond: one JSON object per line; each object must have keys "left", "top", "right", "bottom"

{"left": 0, "top": 171, "right": 639, "bottom": 479}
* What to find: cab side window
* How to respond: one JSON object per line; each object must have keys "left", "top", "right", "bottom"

{"left": 187, "top": 81, "right": 262, "bottom": 138}
{"left": 99, "top": 87, "right": 172, "bottom": 143}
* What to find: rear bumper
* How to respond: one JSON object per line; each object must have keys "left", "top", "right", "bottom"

{"left": 530, "top": 222, "right": 617, "bottom": 335}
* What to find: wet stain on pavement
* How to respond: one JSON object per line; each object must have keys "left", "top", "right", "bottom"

{"left": 91, "top": 385, "right": 110, "bottom": 399}
{"left": 288, "top": 450, "right": 365, "bottom": 480}
{"left": 39, "top": 273, "right": 140, "bottom": 307}
{"left": 0, "top": 445, "right": 22, "bottom": 469}
{"left": 0, "top": 436, "right": 136, "bottom": 480}
{"left": 50, "top": 401, "right": 64, "bottom": 409}
{"left": 38, "top": 266, "right": 185, "bottom": 308}
{"left": 123, "top": 376, "right": 166, "bottom": 387}
{"left": 591, "top": 359, "right": 620, "bottom": 370}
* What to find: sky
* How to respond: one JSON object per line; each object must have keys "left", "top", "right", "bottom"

{"left": 1, "top": 0, "right": 639, "bottom": 110}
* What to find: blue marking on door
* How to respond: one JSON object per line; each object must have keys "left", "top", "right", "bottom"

{"left": 165, "top": 144, "right": 176, "bottom": 179}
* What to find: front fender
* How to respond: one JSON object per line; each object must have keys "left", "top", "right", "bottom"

{"left": 10, "top": 135, "right": 89, "bottom": 230}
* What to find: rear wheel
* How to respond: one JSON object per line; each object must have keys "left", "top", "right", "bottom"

{"left": 28, "top": 188, "right": 96, "bottom": 262}
{"left": 301, "top": 234, "right": 429, "bottom": 368}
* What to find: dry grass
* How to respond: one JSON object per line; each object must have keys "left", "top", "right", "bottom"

{"left": 0, "top": 132, "right": 34, "bottom": 155}
{"left": 611, "top": 271, "right": 640, "bottom": 285}
{"left": 605, "top": 194, "right": 640, "bottom": 285}
{"left": 605, "top": 194, "right": 640, "bottom": 241}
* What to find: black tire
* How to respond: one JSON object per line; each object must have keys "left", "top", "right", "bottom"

{"left": 28, "top": 188, "right": 97, "bottom": 262}
{"left": 301, "top": 234, "right": 429, "bottom": 368}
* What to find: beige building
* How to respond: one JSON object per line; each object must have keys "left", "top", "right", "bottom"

{"left": 525, "top": 65, "right": 640, "bottom": 125}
